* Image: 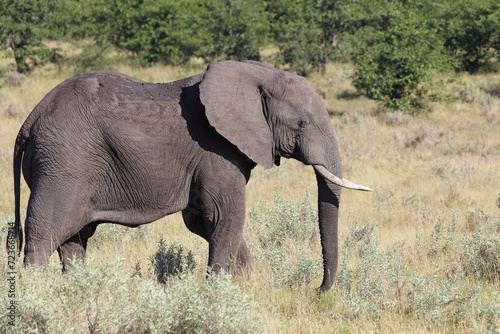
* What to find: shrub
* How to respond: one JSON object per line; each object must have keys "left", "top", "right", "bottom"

{"left": 252, "top": 192, "right": 318, "bottom": 248}
{"left": 337, "top": 221, "right": 412, "bottom": 317}
{"left": 461, "top": 214, "right": 500, "bottom": 281}
{"left": 436, "top": 0, "right": 500, "bottom": 73}
{"left": 248, "top": 192, "right": 321, "bottom": 288}
{"left": 427, "top": 216, "right": 457, "bottom": 258}
{"left": 341, "top": 0, "right": 453, "bottom": 112}
{"left": 3, "top": 104, "right": 25, "bottom": 118}
{"left": 3, "top": 71, "right": 27, "bottom": 86}
{"left": 71, "top": 42, "right": 116, "bottom": 73}
{"left": 160, "top": 271, "right": 261, "bottom": 333}
{"left": 196, "top": 0, "right": 269, "bottom": 62}
{"left": 71, "top": 0, "right": 269, "bottom": 66}
{"left": 261, "top": 244, "right": 321, "bottom": 288}
{"left": 0, "top": 0, "right": 61, "bottom": 73}
{"left": 0, "top": 257, "right": 260, "bottom": 333}
{"left": 384, "top": 111, "right": 413, "bottom": 126}
{"left": 150, "top": 238, "right": 196, "bottom": 284}
{"left": 272, "top": 0, "right": 339, "bottom": 76}
{"left": 109, "top": 0, "right": 201, "bottom": 66}
{"left": 1, "top": 259, "right": 147, "bottom": 333}
{"left": 335, "top": 220, "right": 489, "bottom": 327}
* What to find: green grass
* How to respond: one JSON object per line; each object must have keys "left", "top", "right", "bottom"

{"left": 1, "top": 48, "right": 499, "bottom": 333}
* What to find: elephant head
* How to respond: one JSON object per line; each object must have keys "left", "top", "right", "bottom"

{"left": 199, "top": 61, "right": 371, "bottom": 291}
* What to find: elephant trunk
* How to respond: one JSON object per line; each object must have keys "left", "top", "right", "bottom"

{"left": 313, "top": 156, "right": 372, "bottom": 291}
{"left": 315, "top": 164, "right": 342, "bottom": 292}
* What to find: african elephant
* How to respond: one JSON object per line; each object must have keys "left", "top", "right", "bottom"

{"left": 12, "top": 60, "right": 371, "bottom": 291}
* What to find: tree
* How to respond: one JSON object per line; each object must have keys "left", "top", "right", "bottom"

{"left": 197, "top": 0, "right": 270, "bottom": 62}
{"left": 271, "top": 0, "right": 340, "bottom": 76}
{"left": 107, "top": 0, "right": 202, "bottom": 66}
{"left": 108, "top": 0, "right": 269, "bottom": 65}
{"left": 435, "top": 0, "right": 500, "bottom": 73}
{"left": 340, "top": 0, "right": 453, "bottom": 112}
{"left": 0, "top": 0, "right": 60, "bottom": 73}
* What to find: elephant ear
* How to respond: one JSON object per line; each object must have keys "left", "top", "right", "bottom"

{"left": 199, "top": 61, "right": 274, "bottom": 169}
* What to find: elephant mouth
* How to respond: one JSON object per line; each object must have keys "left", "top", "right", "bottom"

{"left": 313, "top": 165, "right": 372, "bottom": 191}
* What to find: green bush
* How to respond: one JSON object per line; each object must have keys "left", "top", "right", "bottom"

{"left": 196, "top": 0, "right": 269, "bottom": 62}
{"left": 436, "top": 0, "right": 500, "bottom": 73}
{"left": 272, "top": 0, "right": 339, "bottom": 76}
{"left": 160, "top": 271, "right": 261, "bottom": 333}
{"left": 0, "top": 0, "right": 61, "bottom": 73}
{"left": 1, "top": 259, "right": 146, "bottom": 333}
{"left": 110, "top": 0, "right": 201, "bottom": 66}
{"left": 65, "top": 0, "right": 269, "bottom": 67}
{"left": 150, "top": 238, "right": 196, "bottom": 284}
{"left": 252, "top": 192, "right": 317, "bottom": 248}
{"left": 337, "top": 221, "right": 412, "bottom": 317}
{"left": 342, "top": 0, "right": 453, "bottom": 112}
{"left": 71, "top": 42, "right": 116, "bottom": 73}
{"left": 427, "top": 216, "right": 457, "bottom": 258}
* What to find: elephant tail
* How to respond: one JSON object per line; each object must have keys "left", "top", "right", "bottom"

{"left": 7, "top": 83, "right": 58, "bottom": 257}
{"left": 9, "top": 126, "right": 28, "bottom": 256}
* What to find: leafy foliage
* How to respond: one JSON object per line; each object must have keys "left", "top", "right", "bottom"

{"left": 160, "top": 271, "right": 261, "bottom": 333}
{"left": 53, "top": 0, "right": 269, "bottom": 66}
{"left": 1, "top": 0, "right": 498, "bottom": 116}
{"left": 0, "top": 0, "right": 61, "bottom": 73}
{"left": 108, "top": 0, "right": 201, "bottom": 66}
{"left": 435, "top": 0, "right": 500, "bottom": 73}
{"left": 272, "top": 0, "right": 339, "bottom": 76}
{"left": 196, "top": 0, "right": 269, "bottom": 62}
{"left": 340, "top": 0, "right": 453, "bottom": 112}
{"left": 150, "top": 238, "right": 196, "bottom": 284}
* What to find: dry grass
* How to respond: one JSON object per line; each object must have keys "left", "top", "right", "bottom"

{"left": 1, "top": 51, "right": 499, "bottom": 332}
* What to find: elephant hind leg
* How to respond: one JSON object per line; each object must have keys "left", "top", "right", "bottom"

{"left": 57, "top": 223, "right": 97, "bottom": 271}
{"left": 23, "top": 176, "right": 93, "bottom": 270}
{"left": 23, "top": 217, "right": 58, "bottom": 267}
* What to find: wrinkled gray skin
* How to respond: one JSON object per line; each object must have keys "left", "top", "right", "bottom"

{"left": 13, "top": 61, "right": 365, "bottom": 291}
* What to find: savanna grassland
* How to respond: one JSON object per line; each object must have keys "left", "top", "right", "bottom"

{"left": 0, "top": 48, "right": 499, "bottom": 333}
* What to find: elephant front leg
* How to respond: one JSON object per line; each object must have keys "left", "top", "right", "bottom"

{"left": 183, "top": 203, "right": 252, "bottom": 276}
{"left": 57, "top": 236, "right": 87, "bottom": 272}
{"left": 57, "top": 224, "right": 97, "bottom": 271}
{"left": 208, "top": 224, "right": 244, "bottom": 275}
{"left": 198, "top": 186, "right": 252, "bottom": 276}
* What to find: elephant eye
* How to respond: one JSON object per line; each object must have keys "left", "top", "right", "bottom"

{"left": 298, "top": 118, "right": 310, "bottom": 129}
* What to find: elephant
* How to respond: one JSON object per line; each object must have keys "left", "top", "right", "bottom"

{"left": 11, "top": 60, "right": 371, "bottom": 291}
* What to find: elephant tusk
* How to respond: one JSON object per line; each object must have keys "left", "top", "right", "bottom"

{"left": 313, "top": 165, "right": 373, "bottom": 192}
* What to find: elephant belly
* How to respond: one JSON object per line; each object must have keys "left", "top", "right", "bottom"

{"left": 89, "top": 164, "right": 192, "bottom": 226}
{"left": 90, "top": 206, "right": 183, "bottom": 227}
